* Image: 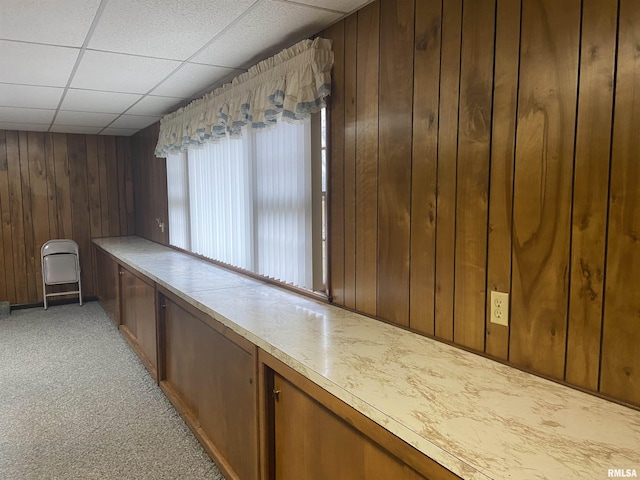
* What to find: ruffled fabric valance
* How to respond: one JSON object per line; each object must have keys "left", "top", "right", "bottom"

{"left": 155, "top": 37, "right": 333, "bottom": 157}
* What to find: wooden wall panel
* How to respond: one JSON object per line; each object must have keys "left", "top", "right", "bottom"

{"left": 19, "top": 132, "right": 37, "bottom": 302}
{"left": 565, "top": 0, "right": 617, "bottom": 391}
{"left": 28, "top": 132, "right": 51, "bottom": 301}
{"left": 376, "top": 0, "right": 414, "bottom": 326}
{"left": 510, "top": 0, "right": 580, "bottom": 380}
{"left": 343, "top": 15, "right": 358, "bottom": 310}
{"left": 86, "top": 135, "right": 103, "bottom": 240}
{"left": 131, "top": 123, "right": 169, "bottom": 245}
{"left": 53, "top": 134, "right": 73, "bottom": 240}
{"left": 6, "top": 131, "right": 28, "bottom": 304}
{"left": 354, "top": 1, "right": 380, "bottom": 317}
{"left": 325, "top": 21, "right": 345, "bottom": 306}
{"left": 0, "top": 131, "right": 13, "bottom": 303}
{"left": 44, "top": 134, "right": 59, "bottom": 239}
{"left": 600, "top": 0, "right": 640, "bottom": 406}
{"left": 434, "top": 0, "right": 462, "bottom": 341}
{"left": 453, "top": 0, "right": 495, "bottom": 351}
{"left": 68, "top": 135, "right": 94, "bottom": 298}
{"left": 324, "top": 0, "right": 640, "bottom": 407}
{"left": 409, "top": 0, "right": 441, "bottom": 335}
{"left": 485, "top": 0, "right": 521, "bottom": 360}
{"left": 0, "top": 130, "right": 133, "bottom": 305}
{"left": 105, "top": 136, "right": 120, "bottom": 237}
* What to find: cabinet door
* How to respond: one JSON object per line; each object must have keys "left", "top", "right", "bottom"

{"left": 161, "top": 295, "right": 259, "bottom": 480}
{"left": 272, "top": 372, "right": 427, "bottom": 480}
{"left": 120, "top": 268, "right": 157, "bottom": 376}
{"left": 95, "top": 247, "right": 119, "bottom": 325}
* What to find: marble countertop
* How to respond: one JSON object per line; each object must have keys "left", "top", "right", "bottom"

{"left": 94, "top": 236, "right": 640, "bottom": 480}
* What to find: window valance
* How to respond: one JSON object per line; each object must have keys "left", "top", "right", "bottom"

{"left": 155, "top": 37, "right": 333, "bottom": 157}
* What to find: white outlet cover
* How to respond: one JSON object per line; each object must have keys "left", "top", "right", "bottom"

{"left": 490, "top": 291, "right": 509, "bottom": 327}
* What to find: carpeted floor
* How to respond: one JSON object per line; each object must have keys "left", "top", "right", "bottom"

{"left": 0, "top": 302, "right": 225, "bottom": 480}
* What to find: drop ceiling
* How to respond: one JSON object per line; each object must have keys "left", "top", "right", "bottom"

{"left": 0, "top": 0, "right": 369, "bottom": 136}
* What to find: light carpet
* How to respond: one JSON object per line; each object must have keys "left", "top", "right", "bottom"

{"left": 0, "top": 302, "right": 225, "bottom": 480}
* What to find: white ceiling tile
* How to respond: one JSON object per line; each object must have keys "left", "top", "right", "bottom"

{"left": 71, "top": 50, "right": 180, "bottom": 94}
{"left": 50, "top": 125, "right": 102, "bottom": 134}
{"left": 0, "top": 107, "right": 55, "bottom": 124}
{"left": 0, "top": 41, "right": 79, "bottom": 87}
{"left": 88, "top": 0, "right": 257, "bottom": 60}
{"left": 100, "top": 127, "right": 140, "bottom": 136}
{"left": 192, "top": 1, "right": 341, "bottom": 69}
{"left": 126, "top": 96, "right": 187, "bottom": 116}
{"left": 61, "top": 89, "right": 143, "bottom": 113}
{"left": 54, "top": 111, "right": 119, "bottom": 127}
{"left": 151, "top": 63, "right": 239, "bottom": 98}
{"left": 282, "top": 0, "right": 371, "bottom": 14}
{"left": 0, "top": 84, "right": 64, "bottom": 109}
{"left": 109, "top": 115, "right": 161, "bottom": 130}
{"left": 0, "top": 0, "right": 101, "bottom": 47}
{"left": 0, "top": 122, "right": 49, "bottom": 132}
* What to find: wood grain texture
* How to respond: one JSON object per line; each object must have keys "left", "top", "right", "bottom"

{"left": 565, "top": 0, "right": 617, "bottom": 391}
{"left": 434, "top": 0, "right": 462, "bottom": 341}
{"left": 44, "top": 134, "right": 59, "bottom": 239}
{"left": 19, "top": 132, "right": 37, "bottom": 302}
{"left": 273, "top": 372, "right": 428, "bottom": 480}
{"left": 116, "top": 137, "right": 128, "bottom": 235}
{"left": 0, "top": 129, "right": 132, "bottom": 304}
{"left": 97, "top": 137, "right": 110, "bottom": 236}
{"left": 27, "top": 132, "right": 51, "bottom": 301}
{"left": 510, "top": 0, "right": 580, "bottom": 380}
{"left": 105, "top": 136, "right": 120, "bottom": 237}
{"left": 68, "top": 135, "right": 95, "bottom": 297}
{"left": 409, "top": 0, "right": 441, "bottom": 335}
{"left": 53, "top": 133, "right": 73, "bottom": 240}
{"left": 354, "top": 1, "right": 380, "bottom": 316}
{"left": 161, "top": 293, "right": 259, "bottom": 480}
{"left": 486, "top": 0, "right": 521, "bottom": 360}
{"left": 325, "top": 21, "right": 346, "bottom": 306}
{"left": 377, "top": 0, "right": 414, "bottom": 327}
{"left": 600, "top": 0, "right": 640, "bottom": 406}
{"left": 343, "top": 14, "right": 358, "bottom": 310}
{"left": 131, "top": 123, "right": 169, "bottom": 245}
{"left": 322, "top": 0, "right": 640, "bottom": 407}
{"left": 86, "top": 135, "right": 103, "bottom": 239}
{"left": 6, "top": 131, "right": 27, "bottom": 304}
{"left": 0, "top": 131, "right": 11, "bottom": 302}
{"left": 453, "top": 0, "right": 495, "bottom": 351}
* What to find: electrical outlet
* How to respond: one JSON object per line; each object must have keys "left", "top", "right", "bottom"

{"left": 490, "top": 291, "right": 509, "bottom": 327}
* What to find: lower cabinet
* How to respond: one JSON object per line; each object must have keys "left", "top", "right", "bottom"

{"left": 261, "top": 353, "right": 461, "bottom": 480}
{"left": 95, "top": 247, "right": 119, "bottom": 325}
{"left": 94, "top": 243, "right": 458, "bottom": 480}
{"left": 271, "top": 373, "right": 426, "bottom": 480}
{"left": 120, "top": 267, "right": 158, "bottom": 379}
{"left": 158, "top": 290, "right": 259, "bottom": 480}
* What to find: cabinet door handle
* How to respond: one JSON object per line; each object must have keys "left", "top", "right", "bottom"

{"left": 272, "top": 389, "right": 281, "bottom": 400}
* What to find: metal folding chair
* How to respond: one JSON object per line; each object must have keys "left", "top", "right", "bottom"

{"left": 41, "top": 239, "right": 83, "bottom": 310}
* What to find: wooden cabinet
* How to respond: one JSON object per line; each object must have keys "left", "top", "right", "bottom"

{"left": 271, "top": 372, "right": 426, "bottom": 480}
{"left": 120, "top": 267, "right": 157, "bottom": 379}
{"left": 93, "top": 242, "right": 458, "bottom": 480}
{"left": 261, "top": 353, "right": 461, "bottom": 480}
{"left": 95, "top": 246, "right": 119, "bottom": 325}
{"left": 159, "top": 290, "right": 259, "bottom": 480}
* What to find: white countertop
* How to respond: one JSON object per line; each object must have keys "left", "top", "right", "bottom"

{"left": 94, "top": 236, "right": 640, "bottom": 480}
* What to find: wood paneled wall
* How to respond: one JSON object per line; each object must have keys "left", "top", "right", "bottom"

{"left": 131, "top": 123, "right": 169, "bottom": 246}
{"left": 0, "top": 130, "right": 134, "bottom": 305}
{"left": 324, "top": 0, "right": 640, "bottom": 408}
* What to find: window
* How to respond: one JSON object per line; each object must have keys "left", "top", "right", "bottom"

{"left": 166, "top": 111, "right": 327, "bottom": 293}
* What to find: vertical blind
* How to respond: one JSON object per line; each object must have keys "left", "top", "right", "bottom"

{"left": 166, "top": 120, "right": 314, "bottom": 290}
